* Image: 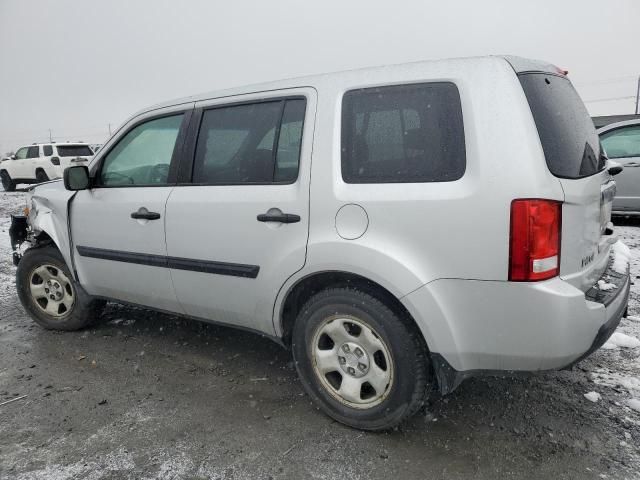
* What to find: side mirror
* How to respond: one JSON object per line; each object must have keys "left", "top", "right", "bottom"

{"left": 64, "top": 165, "right": 91, "bottom": 191}
{"left": 10, "top": 155, "right": 16, "bottom": 160}
{"left": 607, "top": 159, "right": 623, "bottom": 176}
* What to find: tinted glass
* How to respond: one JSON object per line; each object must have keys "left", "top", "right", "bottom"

{"left": 100, "top": 114, "right": 183, "bottom": 186}
{"left": 43, "top": 145, "right": 53, "bottom": 156}
{"left": 341, "top": 83, "right": 466, "bottom": 183}
{"left": 193, "top": 101, "right": 283, "bottom": 184}
{"left": 56, "top": 145, "right": 93, "bottom": 157}
{"left": 601, "top": 125, "right": 640, "bottom": 159}
{"left": 26, "top": 146, "right": 40, "bottom": 158}
{"left": 15, "top": 147, "right": 28, "bottom": 160}
{"left": 519, "top": 73, "right": 603, "bottom": 178}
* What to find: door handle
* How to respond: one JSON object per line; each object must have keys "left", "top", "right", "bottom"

{"left": 624, "top": 162, "right": 640, "bottom": 168}
{"left": 257, "top": 209, "right": 300, "bottom": 224}
{"left": 131, "top": 207, "right": 161, "bottom": 220}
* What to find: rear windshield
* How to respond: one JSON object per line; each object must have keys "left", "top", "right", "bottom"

{"left": 56, "top": 145, "right": 93, "bottom": 157}
{"left": 518, "top": 73, "right": 604, "bottom": 179}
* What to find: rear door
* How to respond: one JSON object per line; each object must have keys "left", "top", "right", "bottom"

{"left": 164, "top": 89, "right": 315, "bottom": 334}
{"left": 71, "top": 107, "right": 191, "bottom": 312}
{"left": 518, "top": 72, "right": 613, "bottom": 291}
{"left": 600, "top": 124, "right": 640, "bottom": 212}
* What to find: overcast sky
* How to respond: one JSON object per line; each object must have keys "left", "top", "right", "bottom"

{"left": 1, "top": 0, "right": 639, "bottom": 154}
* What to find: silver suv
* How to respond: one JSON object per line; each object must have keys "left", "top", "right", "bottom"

{"left": 9, "top": 56, "right": 630, "bottom": 430}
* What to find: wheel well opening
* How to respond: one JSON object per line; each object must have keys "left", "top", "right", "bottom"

{"left": 34, "top": 231, "right": 54, "bottom": 246}
{"left": 280, "top": 271, "right": 424, "bottom": 349}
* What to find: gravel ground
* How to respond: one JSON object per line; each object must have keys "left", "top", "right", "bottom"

{"left": 1, "top": 189, "right": 640, "bottom": 480}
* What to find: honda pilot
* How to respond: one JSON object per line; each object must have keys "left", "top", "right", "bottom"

{"left": 9, "top": 56, "right": 630, "bottom": 430}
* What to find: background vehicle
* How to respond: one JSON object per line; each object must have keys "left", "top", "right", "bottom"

{"left": 598, "top": 119, "right": 640, "bottom": 215}
{"left": 593, "top": 114, "right": 640, "bottom": 130}
{"left": 10, "top": 56, "right": 630, "bottom": 430}
{"left": 0, "top": 142, "right": 93, "bottom": 191}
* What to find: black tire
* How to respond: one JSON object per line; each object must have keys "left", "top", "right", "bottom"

{"left": 292, "top": 287, "right": 431, "bottom": 431}
{"left": 16, "top": 244, "right": 105, "bottom": 330}
{"left": 1, "top": 170, "right": 16, "bottom": 192}
{"left": 35, "top": 169, "right": 49, "bottom": 183}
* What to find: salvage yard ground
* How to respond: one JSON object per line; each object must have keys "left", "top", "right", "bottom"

{"left": 1, "top": 190, "right": 639, "bottom": 479}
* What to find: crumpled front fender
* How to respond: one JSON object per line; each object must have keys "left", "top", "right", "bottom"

{"left": 26, "top": 182, "right": 76, "bottom": 274}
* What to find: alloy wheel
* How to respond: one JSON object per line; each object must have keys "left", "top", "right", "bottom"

{"left": 311, "top": 315, "right": 394, "bottom": 409}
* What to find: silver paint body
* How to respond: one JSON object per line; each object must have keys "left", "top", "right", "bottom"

{"left": 25, "top": 56, "right": 629, "bottom": 374}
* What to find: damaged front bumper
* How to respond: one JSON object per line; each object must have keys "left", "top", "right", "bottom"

{"left": 9, "top": 214, "right": 29, "bottom": 265}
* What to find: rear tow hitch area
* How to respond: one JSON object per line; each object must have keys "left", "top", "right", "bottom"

{"left": 9, "top": 214, "right": 28, "bottom": 266}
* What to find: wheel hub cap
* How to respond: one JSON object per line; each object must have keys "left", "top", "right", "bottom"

{"left": 29, "top": 264, "right": 75, "bottom": 317}
{"left": 338, "top": 342, "right": 369, "bottom": 378}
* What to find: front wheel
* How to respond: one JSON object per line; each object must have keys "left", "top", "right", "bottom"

{"left": 16, "top": 245, "right": 105, "bottom": 330}
{"left": 1, "top": 171, "right": 16, "bottom": 191}
{"left": 292, "top": 287, "right": 431, "bottom": 431}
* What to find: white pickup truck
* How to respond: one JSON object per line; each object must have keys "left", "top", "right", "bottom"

{"left": 1, "top": 143, "right": 93, "bottom": 191}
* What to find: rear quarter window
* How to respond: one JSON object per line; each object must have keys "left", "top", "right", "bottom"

{"left": 518, "top": 73, "right": 604, "bottom": 179}
{"left": 341, "top": 82, "right": 466, "bottom": 183}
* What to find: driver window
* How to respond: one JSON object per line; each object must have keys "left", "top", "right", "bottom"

{"left": 15, "top": 147, "right": 28, "bottom": 160}
{"left": 99, "top": 114, "right": 183, "bottom": 186}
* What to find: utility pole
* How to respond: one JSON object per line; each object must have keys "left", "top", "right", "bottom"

{"left": 48, "top": 129, "right": 53, "bottom": 142}
{"left": 636, "top": 75, "right": 640, "bottom": 114}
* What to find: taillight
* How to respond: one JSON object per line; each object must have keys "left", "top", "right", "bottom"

{"left": 509, "top": 199, "right": 562, "bottom": 281}
{"left": 50, "top": 157, "right": 60, "bottom": 165}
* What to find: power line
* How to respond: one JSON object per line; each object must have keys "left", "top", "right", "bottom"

{"left": 574, "top": 75, "right": 638, "bottom": 87}
{"left": 583, "top": 95, "right": 636, "bottom": 104}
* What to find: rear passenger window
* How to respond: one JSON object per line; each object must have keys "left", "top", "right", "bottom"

{"left": 192, "top": 98, "right": 306, "bottom": 184}
{"left": 27, "top": 146, "right": 40, "bottom": 158}
{"left": 43, "top": 145, "right": 53, "bottom": 156}
{"left": 341, "top": 83, "right": 465, "bottom": 183}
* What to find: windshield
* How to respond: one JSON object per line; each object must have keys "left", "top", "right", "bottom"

{"left": 56, "top": 145, "right": 93, "bottom": 157}
{"left": 518, "top": 73, "right": 604, "bottom": 179}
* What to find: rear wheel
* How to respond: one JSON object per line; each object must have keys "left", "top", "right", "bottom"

{"left": 292, "top": 287, "right": 430, "bottom": 431}
{"left": 35, "top": 169, "right": 49, "bottom": 183}
{"left": 16, "top": 245, "right": 105, "bottom": 330}
{"left": 1, "top": 171, "right": 16, "bottom": 191}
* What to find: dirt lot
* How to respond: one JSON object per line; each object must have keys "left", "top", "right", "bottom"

{"left": 1, "top": 189, "right": 639, "bottom": 480}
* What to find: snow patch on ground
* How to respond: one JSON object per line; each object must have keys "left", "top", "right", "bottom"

{"left": 628, "top": 399, "right": 640, "bottom": 412}
{"left": 592, "top": 370, "right": 640, "bottom": 396}
{"left": 602, "top": 332, "right": 640, "bottom": 350}
{"left": 584, "top": 391, "right": 601, "bottom": 402}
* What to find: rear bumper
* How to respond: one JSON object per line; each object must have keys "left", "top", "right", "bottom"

{"left": 401, "top": 241, "right": 631, "bottom": 393}
{"left": 565, "top": 266, "right": 629, "bottom": 368}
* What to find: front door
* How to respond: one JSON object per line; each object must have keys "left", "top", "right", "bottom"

{"left": 165, "top": 90, "right": 315, "bottom": 333}
{"left": 601, "top": 124, "right": 640, "bottom": 212}
{"left": 71, "top": 109, "right": 190, "bottom": 313}
{"left": 13, "top": 147, "right": 30, "bottom": 178}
